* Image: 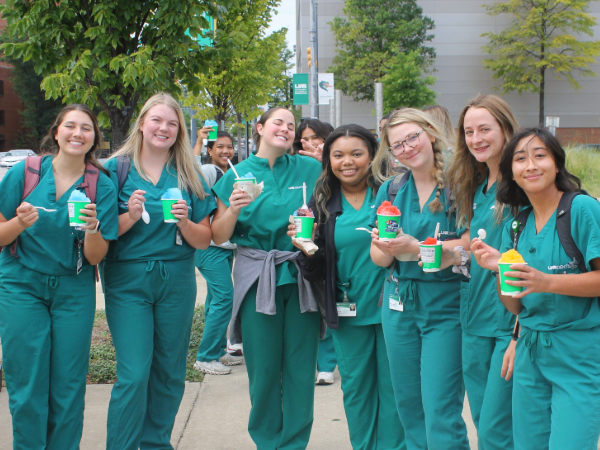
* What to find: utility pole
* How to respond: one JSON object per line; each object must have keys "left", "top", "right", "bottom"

{"left": 309, "top": 0, "right": 318, "bottom": 119}
{"left": 335, "top": 90, "right": 342, "bottom": 128}
{"left": 375, "top": 83, "right": 383, "bottom": 135}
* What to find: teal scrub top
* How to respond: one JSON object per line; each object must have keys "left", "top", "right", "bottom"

{"left": 0, "top": 156, "right": 118, "bottom": 276}
{"left": 369, "top": 172, "right": 466, "bottom": 282}
{"left": 462, "top": 179, "right": 516, "bottom": 336}
{"left": 212, "top": 153, "right": 321, "bottom": 286}
{"left": 103, "top": 158, "right": 216, "bottom": 262}
{"left": 334, "top": 187, "right": 386, "bottom": 326}
{"left": 499, "top": 194, "right": 600, "bottom": 331}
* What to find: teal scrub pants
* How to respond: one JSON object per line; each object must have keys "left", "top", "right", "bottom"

{"left": 332, "top": 323, "right": 406, "bottom": 450}
{"left": 382, "top": 279, "right": 469, "bottom": 450}
{"left": 513, "top": 326, "right": 600, "bottom": 450}
{"left": 462, "top": 332, "right": 513, "bottom": 450}
{"left": 0, "top": 256, "right": 95, "bottom": 450}
{"left": 103, "top": 259, "right": 197, "bottom": 450}
{"left": 317, "top": 327, "right": 337, "bottom": 372}
{"left": 240, "top": 282, "right": 320, "bottom": 450}
{"left": 194, "top": 246, "right": 234, "bottom": 362}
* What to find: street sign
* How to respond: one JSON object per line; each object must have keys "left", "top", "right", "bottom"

{"left": 293, "top": 73, "right": 310, "bottom": 106}
{"left": 318, "top": 73, "right": 334, "bottom": 105}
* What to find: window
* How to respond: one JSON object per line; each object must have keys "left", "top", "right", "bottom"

{"left": 0, "top": 110, "right": 4, "bottom": 125}
{"left": 0, "top": 80, "right": 4, "bottom": 96}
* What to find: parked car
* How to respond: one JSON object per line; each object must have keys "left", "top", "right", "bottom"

{"left": 0, "top": 149, "right": 37, "bottom": 168}
{"left": 572, "top": 144, "right": 600, "bottom": 153}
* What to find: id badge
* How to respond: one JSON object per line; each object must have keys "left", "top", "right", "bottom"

{"left": 175, "top": 229, "right": 183, "bottom": 246}
{"left": 76, "top": 241, "right": 83, "bottom": 274}
{"left": 337, "top": 302, "right": 357, "bottom": 317}
{"left": 389, "top": 294, "right": 404, "bottom": 312}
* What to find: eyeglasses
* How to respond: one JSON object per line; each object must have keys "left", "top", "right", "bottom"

{"left": 389, "top": 130, "right": 425, "bottom": 156}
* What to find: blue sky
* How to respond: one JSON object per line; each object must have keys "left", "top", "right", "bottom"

{"left": 266, "top": 0, "right": 296, "bottom": 53}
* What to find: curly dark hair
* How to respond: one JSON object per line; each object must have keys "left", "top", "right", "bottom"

{"left": 313, "top": 124, "right": 382, "bottom": 222}
{"left": 497, "top": 127, "right": 581, "bottom": 212}
{"left": 292, "top": 119, "right": 334, "bottom": 154}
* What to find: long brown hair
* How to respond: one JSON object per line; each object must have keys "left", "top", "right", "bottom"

{"left": 372, "top": 108, "right": 450, "bottom": 213}
{"left": 40, "top": 104, "right": 108, "bottom": 175}
{"left": 111, "top": 93, "right": 207, "bottom": 199}
{"left": 446, "top": 94, "right": 519, "bottom": 228}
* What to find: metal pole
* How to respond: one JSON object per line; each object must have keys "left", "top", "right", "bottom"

{"left": 329, "top": 98, "right": 335, "bottom": 128}
{"left": 309, "top": 0, "right": 318, "bottom": 119}
{"left": 375, "top": 83, "right": 383, "bottom": 135}
{"left": 190, "top": 117, "right": 197, "bottom": 148}
{"left": 335, "top": 89, "right": 342, "bottom": 128}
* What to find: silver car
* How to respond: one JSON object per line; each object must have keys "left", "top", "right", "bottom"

{"left": 0, "top": 149, "right": 37, "bottom": 168}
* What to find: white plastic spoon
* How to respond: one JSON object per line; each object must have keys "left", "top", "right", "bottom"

{"left": 355, "top": 227, "right": 374, "bottom": 234}
{"left": 141, "top": 201, "right": 150, "bottom": 224}
{"left": 478, "top": 229, "right": 487, "bottom": 240}
{"left": 32, "top": 206, "right": 57, "bottom": 212}
{"left": 302, "top": 182, "right": 308, "bottom": 209}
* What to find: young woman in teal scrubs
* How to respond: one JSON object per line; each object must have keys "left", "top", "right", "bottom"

{"left": 292, "top": 124, "right": 406, "bottom": 450}
{"left": 102, "top": 93, "right": 215, "bottom": 450}
{"left": 445, "top": 94, "right": 519, "bottom": 450}
{"left": 0, "top": 105, "right": 118, "bottom": 450}
{"left": 211, "top": 107, "right": 323, "bottom": 450}
{"left": 370, "top": 108, "right": 471, "bottom": 450}
{"left": 474, "top": 127, "right": 600, "bottom": 450}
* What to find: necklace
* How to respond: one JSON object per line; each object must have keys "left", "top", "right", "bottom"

{"left": 53, "top": 163, "right": 84, "bottom": 181}
{"left": 341, "top": 186, "right": 366, "bottom": 203}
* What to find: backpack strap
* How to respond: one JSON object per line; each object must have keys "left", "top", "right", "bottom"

{"left": 510, "top": 207, "right": 532, "bottom": 250}
{"left": 387, "top": 171, "right": 411, "bottom": 204}
{"left": 78, "top": 164, "right": 99, "bottom": 203}
{"left": 556, "top": 191, "right": 588, "bottom": 273}
{"left": 117, "top": 156, "right": 131, "bottom": 193}
{"left": 215, "top": 166, "right": 224, "bottom": 184}
{"left": 8, "top": 157, "right": 43, "bottom": 257}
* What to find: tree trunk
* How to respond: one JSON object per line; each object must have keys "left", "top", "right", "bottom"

{"left": 109, "top": 112, "right": 131, "bottom": 154}
{"left": 539, "top": 67, "right": 545, "bottom": 127}
{"left": 236, "top": 113, "right": 243, "bottom": 161}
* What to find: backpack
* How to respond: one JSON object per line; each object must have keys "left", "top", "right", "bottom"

{"left": 387, "top": 170, "right": 455, "bottom": 220}
{"left": 2, "top": 156, "right": 100, "bottom": 257}
{"left": 510, "top": 191, "right": 593, "bottom": 273}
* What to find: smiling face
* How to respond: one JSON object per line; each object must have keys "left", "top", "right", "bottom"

{"left": 257, "top": 109, "right": 295, "bottom": 152}
{"left": 209, "top": 136, "right": 234, "bottom": 171}
{"left": 387, "top": 122, "right": 435, "bottom": 172}
{"left": 54, "top": 110, "right": 96, "bottom": 157}
{"left": 463, "top": 107, "right": 505, "bottom": 168}
{"left": 140, "top": 104, "right": 179, "bottom": 151}
{"left": 512, "top": 135, "right": 559, "bottom": 196}
{"left": 301, "top": 127, "right": 324, "bottom": 151}
{"left": 329, "top": 136, "right": 372, "bottom": 189}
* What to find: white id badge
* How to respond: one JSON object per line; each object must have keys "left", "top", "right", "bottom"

{"left": 389, "top": 294, "right": 404, "bottom": 312}
{"left": 337, "top": 302, "right": 357, "bottom": 317}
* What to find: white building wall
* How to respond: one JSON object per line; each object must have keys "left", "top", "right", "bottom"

{"left": 296, "top": 0, "right": 600, "bottom": 131}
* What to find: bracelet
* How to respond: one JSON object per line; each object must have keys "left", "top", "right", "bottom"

{"left": 451, "top": 246, "right": 471, "bottom": 279}
{"left": 86, "top": 220, "right": 100, "bottom": 234}
{"left": 491, "top": 270, "right": 498, "bottom": 277}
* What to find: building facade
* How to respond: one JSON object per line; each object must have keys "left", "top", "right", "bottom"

{"left": 295, "top": 0, "right": 600, "bottom": 142}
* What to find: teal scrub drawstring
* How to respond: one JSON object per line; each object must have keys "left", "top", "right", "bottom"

{"left": 524, "top": 329, "right": 552, "bottom": 362}
{"left": 399, "top": 279, "right": 418, "bottom": 308}
{"left": 45, "top": 276, "right": 59, "bottom": 300}
{"left": 145, "top": 260, "right": 170, "bottom": 280}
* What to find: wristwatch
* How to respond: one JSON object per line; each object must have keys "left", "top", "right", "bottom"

{"left": 451, "top": 246, "right": 471, "bottom": 279}
{"left": 86, "top": 220, "right": 101, "bottom": 234}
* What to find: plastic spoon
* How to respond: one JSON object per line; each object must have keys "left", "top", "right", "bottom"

{"left": 478, "top": 229, "right": 487, "bottom": 240}
{"left": 32, "top": 206, "right": 57, "bottom": 212}
{"left": 355, "top": 227, "right": 374, "bottom": 234}
{"left": 302, "top": 182, "right": 307, "bottom": 209}
{"left": 433, "top": 222, "right": 440, "bottom": 241}
{"left": 141, "top": 202, "right": 150, "bottom": 224}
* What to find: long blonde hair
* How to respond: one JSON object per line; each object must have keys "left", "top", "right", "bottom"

{"left": 111, "top": 93, "right": 207, "bottom": 199}
{"left": 446, "top": 94, "right": 518, "bottom": 228}
{"left": 372, "top": 108, "right": 450, "bottom": 213}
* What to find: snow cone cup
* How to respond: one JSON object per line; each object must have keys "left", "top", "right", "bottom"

{"left": 234, "top": 177, "right": 256, "bottom": 188}
{"left": 162, "top": 199, "right": 179, "bottom": 223}
{"left": 294, "top": 216, "right": 314, "bottom": 240}
{"left": 499, "top": 263, "right": 528, "bottom": 296}
{"left": 68, "top": 201, "right": 89, "bottom": 226}
{"left": 208, "top": 125, "right": 218, "bottom": 140}
{"left": 419, "top": 242, "right": 443, "bottom": 272}
{"left": 377, "top": 214, "right": 400, "bottom": 241}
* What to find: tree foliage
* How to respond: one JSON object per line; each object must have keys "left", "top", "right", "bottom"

{"left": 184, "top": 0, "right": 289, "bottom": 124}
{"left": 381, "top": 51, "right": 436, "bottom": 113}
{"left": 0, "top": 29, "right": 63, "bottom": 149}
{"left": 482, "top": 0, "right": 600, "bottom": 125}
{"left": 329, "top": 0, "right": 435, "bottom": 102}
{"left": 0, "top": 0, "right": 237, "bottom": 149}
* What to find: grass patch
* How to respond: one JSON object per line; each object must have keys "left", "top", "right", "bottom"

{"left": 566, "top": 148, "right": 600, "bottom": 198}
{"left": 87, "top": 306, "right": 205, "bottom": 384}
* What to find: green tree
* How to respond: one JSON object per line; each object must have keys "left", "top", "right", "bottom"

{"left": 482, "top": 0, "right": 600, "bottom": 126}
{"left": 381, "top": 51, "right": 437, "bottom": 113}
{"left": 0, "top": 29, "right": 63, "bottom": 149}
{"left": 0, "top": 0, "right": 237, "bottom": 149}
{"left": 184, "top": 0, "right": 289, "bottom": 125}
{"left": 329, "top": 0, "right": 435, "bottom": 102}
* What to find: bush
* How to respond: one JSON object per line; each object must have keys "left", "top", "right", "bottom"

{"left": 565, "top": 148, "right": 600, "bottom": 198}
{"left": 87, "top": 306, "right": 205, "bottom": 384}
